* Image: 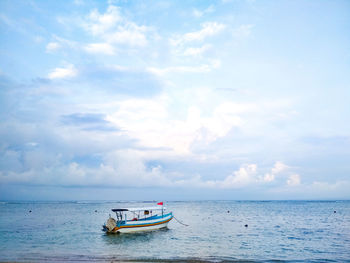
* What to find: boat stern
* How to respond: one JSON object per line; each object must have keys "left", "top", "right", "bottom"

{"left": 102, "top": 217, "right": 119, "bottom": 233}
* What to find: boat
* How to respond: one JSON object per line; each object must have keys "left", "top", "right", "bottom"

{"left": 102, "top": 202, "right": 173, "bottom": 233}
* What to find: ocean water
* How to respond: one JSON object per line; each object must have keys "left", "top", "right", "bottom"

{"left": 0, "top": 200, "right": 349, "bottom": 262}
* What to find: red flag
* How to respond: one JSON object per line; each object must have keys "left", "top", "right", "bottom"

{"left": 157, "top": 202, "right": 163, "bottom": 205}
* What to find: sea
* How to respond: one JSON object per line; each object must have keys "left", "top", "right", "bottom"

{"left": 0, "top": 200, "right": 349, "bottom": 262}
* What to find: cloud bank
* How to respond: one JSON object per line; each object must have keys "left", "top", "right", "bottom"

{"left": 0, "top": 1, "right": 349, "bottom": 200}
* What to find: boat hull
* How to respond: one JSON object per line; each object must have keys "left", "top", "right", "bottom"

{"left": 117, "top": 219, "right": 171, "bottom": 233}
{"left": 104, "top": 213, "right": 173, "bottom": 234}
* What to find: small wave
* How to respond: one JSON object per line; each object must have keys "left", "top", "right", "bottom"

{"left": 18, "top": 255, "right": 273, "bottom": 263}
{"left": 18, "top": 255, "right": 342, "bottom": 263}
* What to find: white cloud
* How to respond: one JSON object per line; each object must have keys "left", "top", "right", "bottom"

{"left": 0, "top": 148, "right": 175, "bottom": 188}
{"left": 201, "top": 162, "right": 294, "bottom": 189}
{"left": 147, "top": 59, "right": 221, "bottom": 75}
{"left": 84, "top": 42, "right": 115, "bottom": 55}
{"left": 183, "top": 44, "right": 211, "bottom": 57}
{"left": 233, "top": 24, "right": 254, "bottom": 38}
{"left": 201, "top": 102, "right": 255, "bottom": 138}
{"left": 148, "top": 64, "right": 210, "bottom": 75}
{"left": 86, "top": 5, "right": 122, "bottom": 36}
{"left": 263, "top": 173, "right": 275, "bottom": 182}
{"left": 184, "top": 22, "right": 226, "bottom": 42}
{"left": 267, "top": 179, "right": 350, "bottom": 199}
{"left": 0, "top": 153, "right": 278, "bottom": 189}
{"left": 0, "top": 14, "right": 27, "bottom": 35}
{"left": 272, "top": 161, "right": 289, "bottom": 174}
{"left": 218, "top": 164, "right": 258, "bottom": 188}
{"left": 193, "top": 5, "right": 215, "bottom": 18}
{"left": 73, "top": 0, "right": 84, "bottom": 6}
{"left": 263, "top": 161, "right": 289, "bottom": 182}
{"left": 46, "top": 42, "right": 61, "bottom": 52}
{"left": 107, "top": 24, "right": 149, "bottom": 46}
{"left": 48, "top": 64, "right": 77, "bottom": 80}
{"left": 311, "top": 180, "right": 350, "bottom": 192}
{"left": 105, "top": 97, "right": 255, "bottom": 155}
{"left": 171, "top": 22, "right": 226, "bottom": 46}
{"left": 26, "top": 142, "right": 38, "bottom": 147}
{"left": 82, "top": 5, "right": 151, "bottom": 47}
{"left": 193, "top": 9, "right": 204, "bottom": 18}
{"left": 45, "top": 35, "right": 77, "bottom": 53}
{"left": 287, "top": 174, "right": 301, "bottom": 186}
{"left": 34, "top": 36, "right": 44, "bottom": 43}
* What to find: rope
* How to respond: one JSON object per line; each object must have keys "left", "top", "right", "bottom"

{"left": 173, "top": 216, "right": 189, "bottom": 226}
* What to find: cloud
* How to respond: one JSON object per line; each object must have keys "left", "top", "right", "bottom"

{"left": 287, "top": 174, "right": 301, "bottom": 186}
{"left": 45, "top": 35, "right": 77, "bottom": 53}
{"left": 233, "top": 24, "right": 254, "bottom": 39}
{"left": 73, "top": 0, "right": 84, "bottom": 6}
{"left": 53, "top": 5, "right": 152, "bottom": 55}
{"left": 183, "top": 22, "right": 226, "bottom": 42}
{"left": 0, "top": 14, "right": 29, "bottom": 35}
{"left": 1, "top": 0, "right": 350, "bottom": 201}
{"left": 272, "top": 161, "right": 289, "bottom": 174}
{"left": 107, "top": 24, "right": 149, "bottom": 47}
{"left": 61, "top": 113, "right": 108, "bottom": 125}
{"left": 79, "top": 65, "right": 162, "bottom": 97}
{"left": 82, "top": 5, "right": 151, "bottom": 47}
{"left": 183, "top": 44, "right": 211, "bottom": 57}
{"left": 0, "top": 153, "right": 284, "bottom": 189}
{"left": 193, "top": 5, "right": 215, "bottom": 18}
{"left": 84, "top": 42, "right": 115, "bottom": 55}
{"left": 200, "top": 162, "right": 292, "bottom": 189}
{"left": 147, "top": 59, "right": 221, "bottom": 75}
{"left": 176, "top": 161, "right": 303, "bottom": 190}
{"left": 215, "top": 164, "right": 258, "bottom": 188}
{"left": 268, "top": 180, "right": 350, "bottom": 199}
{"left": 0, "top": 123, "right": 343, "bottom": 197}
{"left": 311, "top": 180, "right": 349, "bottom": 191}
{"left": 0, "top": 148, "right": 173, "bottom": 188}
{"left": 263, "top": 162, "right": 302, "bottom": 187}
{"left": 48, "top": 64, "right": 77, "bottom": 79}
{"left": 46, "top": 42, "right": 61, "bottom": 52}
{"left": 61, "top": 113, "right": 118, "bottom": 132}
{"left": 1, "top": 76, "right": 301, "bottom": 192}
{"left": 106, "top": 99, "right": 255, "bottom": 155}
{"left": 263, "top": 161, "right": 289, "bottom": 182}
{"left": 85, "top": 5, "right": 122, "bottom": 36}
{"left": 171, "top": 22, "right": 226, "bottom": 46}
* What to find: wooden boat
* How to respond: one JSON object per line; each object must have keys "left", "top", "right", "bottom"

{"left": 102, "top": 202, "right": 173, "bottom": 233}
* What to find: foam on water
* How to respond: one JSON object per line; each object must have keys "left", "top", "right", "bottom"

{"left": 0, "top": 201, "right": 349, "bottom": 262}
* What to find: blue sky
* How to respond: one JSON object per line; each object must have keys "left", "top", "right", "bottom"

{"left": 0, "top": 0, "right": 349, "bottom": 200}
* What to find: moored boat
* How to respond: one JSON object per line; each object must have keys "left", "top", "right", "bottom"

{"left": 102, "top": 202, "right": 173, "bottom": 233}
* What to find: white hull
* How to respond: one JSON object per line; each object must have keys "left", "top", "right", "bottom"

{"left": 117, "top": 220, "right": 170, "bottom": 233}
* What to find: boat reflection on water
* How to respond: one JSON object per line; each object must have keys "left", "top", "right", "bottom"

{"left": 102, "top": 227, "right": 170, "bottom": 247}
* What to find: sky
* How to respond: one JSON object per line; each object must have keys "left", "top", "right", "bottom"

{"left": 0, "top": 0, "right": 349, "bottom": 200}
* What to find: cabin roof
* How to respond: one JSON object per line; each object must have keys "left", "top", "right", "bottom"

{"left": 112, "top": 206, "right": 166, "bottom": 212}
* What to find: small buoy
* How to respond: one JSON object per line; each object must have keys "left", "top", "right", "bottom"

{"left": 334, "top": 211, "right": 336, "bottom": 213}
{"left": 95, "top": 210, "right": 97, "bottom": 212}
{"left": 227, "top": 210, "right": 230, "bottom": 213}
{"left": 244, "top": 224, "right": 248, "bottom": 227}
{"left": 29, "top": 210, "right": 32, "bottom": 213}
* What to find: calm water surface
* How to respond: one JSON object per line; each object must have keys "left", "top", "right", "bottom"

{"left": 0, "top": 201, "right": 349, "bottom": 262}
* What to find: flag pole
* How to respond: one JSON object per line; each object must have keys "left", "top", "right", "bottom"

{"left": 157, "top": 201, "right": 164, "bottom": 217}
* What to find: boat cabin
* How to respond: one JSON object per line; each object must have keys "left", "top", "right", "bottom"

{"left": 111, "top": 206, "right": 166, "bottom": 223}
